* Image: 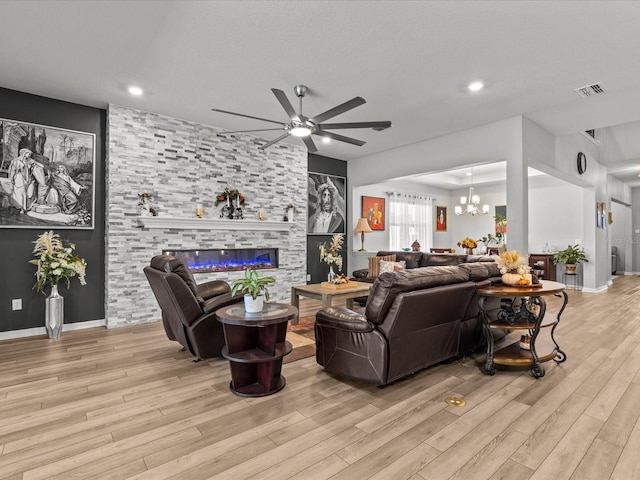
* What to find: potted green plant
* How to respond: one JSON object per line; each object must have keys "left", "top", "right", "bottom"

{"left": 552, "top": 244, "right": 588, "bottom": 275}
{"left": 230, "top": 268, "right": 276, "bottom": 313}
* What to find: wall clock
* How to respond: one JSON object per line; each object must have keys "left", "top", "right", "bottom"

{"left": 577, "top": 152, "right": 587, "bottom": 174}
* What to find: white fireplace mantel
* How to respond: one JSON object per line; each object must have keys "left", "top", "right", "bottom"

{"left": 135, "top": 216, "right": 295, "bottom": 231}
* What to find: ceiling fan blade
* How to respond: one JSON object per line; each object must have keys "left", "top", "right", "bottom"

{"left": 319, "top": 121, "right": 392, "bottom": 131}
{"left": 211, "top": 108, "right": 285, "bottom": 126}
{"left": 221, "top": 128, "right": 285, "bottom": 134}
{"left": 302, "top": 135, "right": 317, "bottom": 153}
{"left": 310, "top": 97, "right": 366, "bottom": 124}
{"left": 259, "top": 132, "right": 291, "bottom": 150}
{"left": 315, "top": 130, "right": 365, "bottom": 147}
{"left": 271, "top": 88, "right": 299, "bottom": 121}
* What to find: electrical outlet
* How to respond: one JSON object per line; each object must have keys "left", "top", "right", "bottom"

{"left": 12, "top": 298, "right": 22, "bottom": 311}
{"left": 306, "top": 274, "right": 311, "bottom": 282}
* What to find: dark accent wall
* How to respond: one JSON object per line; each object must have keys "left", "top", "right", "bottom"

{"left": 307, "top": 153, "right": 348, "bottom": 283}
{"left": 0, "top": 88, "right": 106, "bottom": 331}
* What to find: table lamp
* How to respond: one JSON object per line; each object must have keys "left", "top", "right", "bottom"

{"left": 353, "top": 218, "right": 373, "bottom": 251}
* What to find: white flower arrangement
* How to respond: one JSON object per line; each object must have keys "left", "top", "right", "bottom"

{"left": 319, "top": 234, "right": 344, "bottom": 271}
{"left": 29, "top": 231, "right": 87, "bottom": 292}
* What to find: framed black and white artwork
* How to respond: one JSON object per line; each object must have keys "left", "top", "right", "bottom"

{"left": 0, "top": 118, "right": 95, "bottom": 229}
{"left": 307, "top": 172, "right": 346, "bottom": 235}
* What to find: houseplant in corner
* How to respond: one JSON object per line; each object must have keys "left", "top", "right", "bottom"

{"left": 230, "top": 268, "right": 276, "bottom": 313}
{"left": 553, "top": 244, "right": 588, "bottom": 275}
{"left": 29, "top": 230, "right": 87, "bottom": 338}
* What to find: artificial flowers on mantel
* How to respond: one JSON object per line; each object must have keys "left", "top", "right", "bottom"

{"left": 215, "top": 188, "right": 246, "bottom": 207}
{"left": 137, "top": 192, "right": 154, "bottom": 216}
{"left": 215, "top": 187, "right": 246, "bottom": 220}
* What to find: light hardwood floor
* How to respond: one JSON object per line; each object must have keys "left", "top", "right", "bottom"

{"left": 1, "top": 276, "right": 640, "bottom": 479}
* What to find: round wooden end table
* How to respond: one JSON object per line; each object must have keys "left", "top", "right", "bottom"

{"left": 216, "top": 302, "right": 298, "bottom": 397}
{"left": 477, "top": 280, "right": 568, "bottom": 379}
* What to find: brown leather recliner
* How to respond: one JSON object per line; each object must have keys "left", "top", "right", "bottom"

{"left": 144, "top": 255, "right": 242, "bottom": 360}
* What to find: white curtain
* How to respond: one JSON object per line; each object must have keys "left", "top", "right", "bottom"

{"left": 388, "top": 193, "right": 434, "bottom": 251}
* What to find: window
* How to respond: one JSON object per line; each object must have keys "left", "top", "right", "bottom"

{"left": 388, "top": 193, "right": 434, "bottom": 251}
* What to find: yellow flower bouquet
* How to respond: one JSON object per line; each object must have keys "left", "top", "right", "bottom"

{"left": 457, "top": 237, "right": 478, "bottom": 249}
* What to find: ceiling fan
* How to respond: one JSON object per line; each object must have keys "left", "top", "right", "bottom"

{"left": 211, "top": 85, "right": 392, "bottom": 153}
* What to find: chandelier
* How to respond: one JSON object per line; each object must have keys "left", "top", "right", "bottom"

{"left": 454, "top": 170, "right": 489, "bottom": 216}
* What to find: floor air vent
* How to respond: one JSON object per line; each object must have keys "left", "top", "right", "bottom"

{"left": 574, "top": 83, "right": 607, "bottom": 98}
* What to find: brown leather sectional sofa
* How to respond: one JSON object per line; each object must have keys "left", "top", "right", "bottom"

{"left": 315, "top": 257, "right": 504, "bottom": 386}
{"left": 352, "top": 250, "right": 497, "bottom": 282}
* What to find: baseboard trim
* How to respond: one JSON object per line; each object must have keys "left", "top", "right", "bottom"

{"left": 0, "top": 319, "right": 107, "bottom": 341}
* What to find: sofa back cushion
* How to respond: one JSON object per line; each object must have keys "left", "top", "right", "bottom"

{"left": 420, "top": 253, "right": 465, "bottom": 267}
{"left": 365, "top": 266, "right": 470, "bottom": 324}
{"left": 377, "top": 251, "right": 424, "bottom": 269}
{"left": 458, "top": 262, "right": 492, "bottom": 281}
{"left": 368, "top": 254, "right": 396, "bottom": 277}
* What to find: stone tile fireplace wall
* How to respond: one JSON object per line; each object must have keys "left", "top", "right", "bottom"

{"left": 106, "top": 104, "right": 307, "bottom": 328}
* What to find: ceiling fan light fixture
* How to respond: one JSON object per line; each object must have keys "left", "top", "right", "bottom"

{"left": 290, "top": 126, "right": 313, "bottom": 137}
{"left": 468, "top": 81, "right": 484, "bottom": 92}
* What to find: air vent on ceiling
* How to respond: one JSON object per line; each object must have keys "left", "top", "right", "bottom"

{"left": 574, "top": 83, "right": 607, "bottom": 98}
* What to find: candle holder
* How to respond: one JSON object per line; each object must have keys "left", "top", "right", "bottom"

{"left": 196, "top": 204, "right": 205, "bottom": 218}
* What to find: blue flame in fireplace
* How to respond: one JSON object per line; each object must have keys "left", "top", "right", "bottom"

{"left": 164, "top": 248, "right": 278, "bottom": 274}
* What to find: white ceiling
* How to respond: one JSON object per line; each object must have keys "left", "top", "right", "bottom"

{"left": 2, "top": 1, "right": 640, "bottom": 184}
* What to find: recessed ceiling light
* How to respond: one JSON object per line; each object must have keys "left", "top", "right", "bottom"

{"left": 128, "top": 86, "right": 143, "bottom": 96}
{"left": 322, "top": 137, "right": 331, "bottom": 143}
{"left": 468, "top": 81, "right": 484, "bottom": 92}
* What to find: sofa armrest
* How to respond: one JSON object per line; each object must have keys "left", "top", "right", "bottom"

{"left": 316, "top": 307, "right": 374, "bottom": 332}
{"left": 352, "top": 268, "right": 369, "bottom": 279}
{"left": 197, "top": 280, "right": 231, "bottom": 301}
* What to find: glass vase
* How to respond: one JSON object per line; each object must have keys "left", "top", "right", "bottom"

{"left": 328, "top": 265, "right": 336, "bottom": 282}
{"left": 45, "top": 284, "right": 64, "bottom": 339}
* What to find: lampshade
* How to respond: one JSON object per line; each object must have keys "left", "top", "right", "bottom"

{"left": 354, "top": 218, "right": 372, "bottom": 252}
{"left": 353, "top": 218, "right": 372, "bottom": 234}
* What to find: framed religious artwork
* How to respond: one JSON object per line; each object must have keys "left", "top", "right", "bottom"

{"left": 0, "top": 118, "right": 95, "bottom": 229}
{"left": 435, "top": 205, "right": 447, "bottom": 231}
{"left": 362, "top": 196, "right": 385, "bottom": 230}
{"left": 307, "top": 172, "right": 346, "bottom": 234}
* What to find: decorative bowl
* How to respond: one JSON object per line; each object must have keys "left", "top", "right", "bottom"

{"left": 402, "top": 247, "right": 411, "bottom": 251}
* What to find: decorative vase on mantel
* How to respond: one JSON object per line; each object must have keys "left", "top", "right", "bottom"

{"left": 139, "top": 199, "right": 152, "bottom": 217}
{"left": 45, "top": 284, "right": 64, "bottom": 339}
{"left": 286, "top": 208, "right": 294, "bottom": 223}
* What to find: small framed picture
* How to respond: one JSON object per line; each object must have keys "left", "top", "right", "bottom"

{"left": 362, "top": 196, "right": 385, "bottom": 230}
{"left": 596, "top": 202, "right": 605, "bottom": 229}
{"left": 435, "top": 206, "right": 447, "bottom": 231}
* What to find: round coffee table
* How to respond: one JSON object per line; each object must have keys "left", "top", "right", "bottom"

{"left": 216, "top": 302, "right": 298, "bottom": 397}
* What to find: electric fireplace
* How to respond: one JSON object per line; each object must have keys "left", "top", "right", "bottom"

{"left": 163, "top": 248, "right": 279, "bottom": 273}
